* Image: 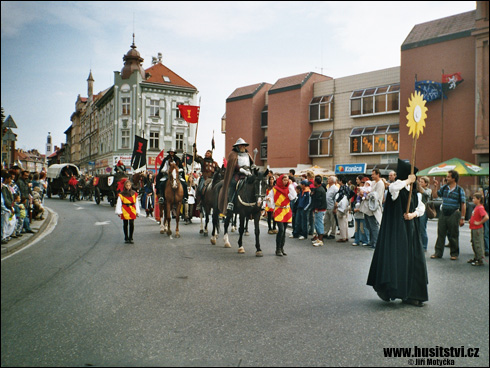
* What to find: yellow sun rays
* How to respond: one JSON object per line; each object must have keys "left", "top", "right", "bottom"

{"left": 406, "top": 91, "right": 428, "bottom": 139}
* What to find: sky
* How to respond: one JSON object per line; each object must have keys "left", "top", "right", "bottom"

{"left": 1, "top": 1, "right": 476, "bottom": 163}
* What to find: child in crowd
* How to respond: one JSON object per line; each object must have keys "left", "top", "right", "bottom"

{"left": 12, "top": 194, "right": 24, "bottom": 238}
{"left": 19, "top": 196, "right": 34, "bottom": 234}
{"left": 468, "top": 192, "right": 489, "bottom": 266}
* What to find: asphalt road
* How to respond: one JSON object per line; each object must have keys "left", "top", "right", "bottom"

{"left": 1, "top": 198, "right": 489, "bottom": 367}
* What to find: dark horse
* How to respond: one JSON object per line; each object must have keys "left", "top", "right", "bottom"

{"left": 211, "top": 168, "right": 269, "bottom": 256}
{"left": 197, "top": 167, "right": 224, "bottom": 237}
{"left": 94, "top": 172, "right": 144, "bottom": 206}
{"left": 159, "top": 162, "right": 184, "bottom": 237}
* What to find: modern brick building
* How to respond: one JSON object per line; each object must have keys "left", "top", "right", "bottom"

{"left": 223, "top": 2, "right": 488, "bottom": 190}
{"left": 400, "top": 3, "right": 489, "bottom": 189}
{"left": 224, "top": 68, "right": 400, "bottom": 176}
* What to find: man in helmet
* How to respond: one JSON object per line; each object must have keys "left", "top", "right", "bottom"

{"left": 156, "top": 148, "right": 188, "bottom": 203}
{"left": 219, "top": 138, "right": 255, "bottom": 214}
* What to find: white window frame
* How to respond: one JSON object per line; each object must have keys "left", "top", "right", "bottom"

{"left": 149, "top": 99, "right": 160, "bottom": 117}
{"left": 149, "top": 131, "right": 159, "bottom": 150}
{"left": 122, "top": 97, "right": 130, "bottom": 115}
{"left": 349, "top": 124, "right": 399, "bottom": 155}
{"left": 309, "top": 95, "right": 333, "bottom": 122}
{"left": 350, "top": 84, "right": 399, "bottom": 117}
{"left": 121, "top": 129, "right": 130, "bottom": 149}
{"left": 308, "top": 130, "right": 333, "bottom": 157}
{"left": 175, "top": 133, "right": 184, "bottom": 151}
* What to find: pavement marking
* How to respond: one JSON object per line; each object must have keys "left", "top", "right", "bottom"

{"left": 95, "top": 221, "right": 111, "bottom": 226}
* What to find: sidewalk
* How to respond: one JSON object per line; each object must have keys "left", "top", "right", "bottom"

{"left": 1, "top": 207, "right": 53, "bottom": 257}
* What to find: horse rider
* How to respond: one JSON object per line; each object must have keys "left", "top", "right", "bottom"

{"left": 220, "top": 137, "right": 255, "bottom": 214}
{"left": 193, "top": 144, "right": 219, "bottom": 197}
{"left": 114, "top": 160, "right": 126, "bottom": 174}
{"left": 156, "top": 148, "right": 188, "bottom": 203}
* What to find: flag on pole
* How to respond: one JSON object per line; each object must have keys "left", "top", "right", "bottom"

{"left": 131, "top": 135, "right": 147, "bottom": 171}
{"left": 211, "top": 130, "right": 215, "bottom": 151}
{"left": 182, "top": 153, "right": 193, "bottom": 165}
{"left": 177, "top": 105, "right": 200, "bottom": 124}
{"left": 442, "top": 72, "right": 463, "bottom": 93}
{"left": 415, "top": 80, "right": 446, "bottom": 102}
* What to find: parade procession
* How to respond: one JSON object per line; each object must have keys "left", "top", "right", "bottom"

{"left": 1, "top": 2, "right": 488, "bottom": 367}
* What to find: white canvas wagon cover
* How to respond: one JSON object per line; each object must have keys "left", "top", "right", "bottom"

{"left": 46, "top": 164, "right": 80, "bottom": 179}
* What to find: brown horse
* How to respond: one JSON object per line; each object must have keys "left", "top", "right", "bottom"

{"left": 159, "top": 162, "right": 184, "bottom": 237}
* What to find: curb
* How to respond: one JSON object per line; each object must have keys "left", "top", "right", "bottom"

{"left": 1, "top": 207, "right": 54, "bottom": 257}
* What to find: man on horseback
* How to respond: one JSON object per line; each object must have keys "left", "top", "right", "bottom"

{"left": 193, "top": 144, "right": 219, "bottom": 200}
{"left": 220, "top": 138, "right": 255, "bottom": 214}
{"left": 156, "top": 148, "right": 188, "bottom": 203}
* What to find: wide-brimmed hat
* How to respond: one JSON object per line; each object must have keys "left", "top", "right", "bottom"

{"left": 233, "top": 138, "right": 249, "bottom": 147}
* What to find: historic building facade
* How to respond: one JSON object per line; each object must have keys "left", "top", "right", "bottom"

{"left": 69, "top": 38, "right": 198, "bottom": 174}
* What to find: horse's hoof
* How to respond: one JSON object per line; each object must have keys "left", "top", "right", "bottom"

{"left": 211, "top": 237, "right": 216, "bottom": 245}
{"left": 167, "top": 231, "right": 172, "bottom": 236}
{"left": 238, "top": 247, "right": 245, "bottom": 254}
{"left": 245, "top": 231, "right": 250, "bottom": 236}
{"left": 175, "top": 233, "right": 180, "bottom": 238}
{"left": 256, "top": 251, "right": 263, "bottom": 257}
{"left": 224, "top": 242, "right": 231, "bottom": 248}
{"left": 231, "top": 227, "right": 236, "bottom": 232}
{"left": 160, "top": 229, "right": 165, "bottom": 234}
{"left": 203, "top": 232, "right": 208, "bottom": 237}
{"left": 200, "top": 230, "right": 203, "bottom": 234}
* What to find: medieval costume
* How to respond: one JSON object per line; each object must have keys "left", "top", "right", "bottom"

{"left": 218, "top": 138, "right": 255, "bottom": 215}
{"left": 115, "top": 179, "right": 141, "bottom": 244}
{"left": 266, "top": 174, "right": 297, "bottom": 256}
{"left": 68, "top": 175, "right": 78, "bottom": 202}
{"left": 114, "top": 160, "right": 126, "bottom": 174}
{"left": 155, "top": 148, "right": 188, "bottom": 202}
{"left": 194, "top": 149, "right": 219, "bottom": 201}
{"left": 367, "top": 159, "right": 428, "bottom": 306}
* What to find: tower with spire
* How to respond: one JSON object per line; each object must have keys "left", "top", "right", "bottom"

{"left": 87, "top": 70, "right": 94, "bottom": 101}
{"left": 46, "top": 132, "right": 52, "bottom": 158}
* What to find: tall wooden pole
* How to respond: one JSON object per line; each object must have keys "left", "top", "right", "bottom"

{"left": 406, "top": 137, "right": 418, "bottom": 214}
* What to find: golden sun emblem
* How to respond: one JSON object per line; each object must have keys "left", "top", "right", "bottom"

{"left": 406, "top": 91, "right": 428, "bottom": 139}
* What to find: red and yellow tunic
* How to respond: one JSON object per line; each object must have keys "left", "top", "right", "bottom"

{"left": 272, "top": 187, "right": 293, "bottom": 223}
{"left": 119, "top": 193, "right": 138, "bottom": 220}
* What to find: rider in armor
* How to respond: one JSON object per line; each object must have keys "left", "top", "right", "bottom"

{"left": 156, "top": 148, "right": 188, "bottom": 203}
{"left": 220, "top": 138, "right": 255, "bottom": 214}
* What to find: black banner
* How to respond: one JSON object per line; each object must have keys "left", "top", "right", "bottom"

{"left": 131, "top": 135, "right": 148, "bottom": 171}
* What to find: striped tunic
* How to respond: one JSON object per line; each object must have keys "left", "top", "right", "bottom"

{"left": 118, "top": 193, "right": 138, "bottom": 220}
{"left": 272, "top": 187, "right": 293, "bottom": 223}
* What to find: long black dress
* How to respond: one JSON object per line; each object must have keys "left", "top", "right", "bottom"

{"left": 366, "top": 182, "right": 428, "bottom": 303}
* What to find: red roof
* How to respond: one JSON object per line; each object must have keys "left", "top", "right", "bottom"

{"left": 144, "top": 63, "right": 197, "bottom": 90}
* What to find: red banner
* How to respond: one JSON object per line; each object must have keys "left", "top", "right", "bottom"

{"left": 155, "top": 149, "right": 165, "bottom": 172}
{"left": 178, "top": 105, "right": 200, "bottom": 124}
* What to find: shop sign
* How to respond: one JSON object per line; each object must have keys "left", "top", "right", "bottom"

{"left": 335, "top": 163, "right": 366, "bottom": 175}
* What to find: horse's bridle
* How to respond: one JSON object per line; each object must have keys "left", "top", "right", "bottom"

{"left": 237, "top": 175, "right": 266, "bottom": 208}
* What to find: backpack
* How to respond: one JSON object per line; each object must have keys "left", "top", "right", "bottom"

{"left": 367, "top": 191, "right": 379, "bottom": 212}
